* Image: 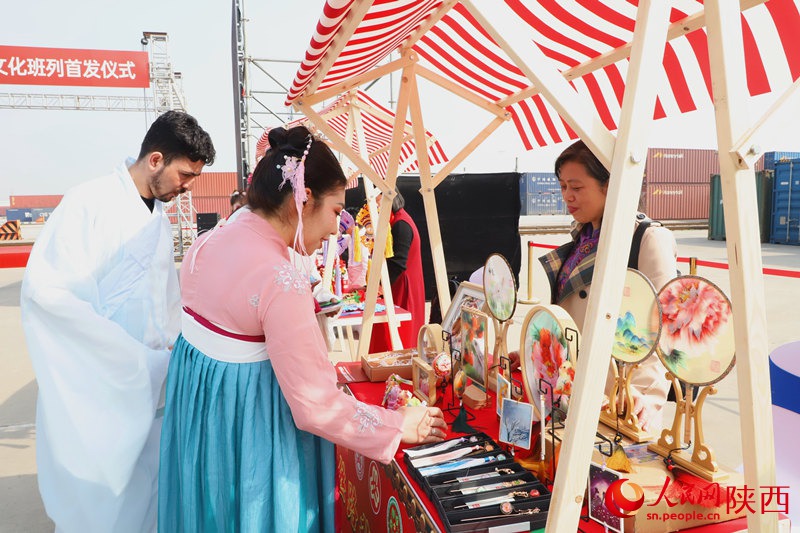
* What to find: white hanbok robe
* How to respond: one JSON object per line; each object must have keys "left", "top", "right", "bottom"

{"left": 20, "top": 159, "right": 180, "bottom": 533}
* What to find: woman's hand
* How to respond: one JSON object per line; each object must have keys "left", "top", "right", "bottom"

{"left": 631, "top": 392, "right": 662, "bottom": 432}
{"left": 398, "top": 405, "right": 448, "bottom": 444}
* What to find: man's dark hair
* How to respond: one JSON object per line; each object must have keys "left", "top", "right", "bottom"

{"left": 138, "top": 110, "right": 216, "bottom": 166}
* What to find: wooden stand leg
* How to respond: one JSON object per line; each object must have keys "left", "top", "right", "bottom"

{"left": 648, "top": 376, "right": 728, "bottom": 481}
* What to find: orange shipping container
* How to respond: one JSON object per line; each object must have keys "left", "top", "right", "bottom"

{"left": 642, "top": 183, "right": 710, "bottom": 220}
{"left": 645, "top": 148, "right": 719, "bottom": 184}
{"left": 192, "top": 197, "right": 233, "bottom": 220}
{"left": 192, "top": 172, "right": 238, "bottom": 197}
{"left": 10, "top": 195, "right": 63, "bottom": 208}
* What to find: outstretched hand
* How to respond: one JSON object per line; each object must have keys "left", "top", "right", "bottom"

{"left": 398, "top": 405, "right": 448, "bottom": 444}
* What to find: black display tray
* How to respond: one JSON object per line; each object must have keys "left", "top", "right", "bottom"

{"left": 403, "top": 433, "right": 552, "bottom": 533}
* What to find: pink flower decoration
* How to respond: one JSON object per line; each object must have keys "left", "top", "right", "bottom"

{"left": 660, "top": 279, "right": 730, "bottom": 350}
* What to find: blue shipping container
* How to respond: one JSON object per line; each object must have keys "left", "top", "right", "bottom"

{"left": 520, "top": 172, "right": 566, "bottom": 215}
{"left": 770, "top": 160, "right": 800, "bottom": 245}
{"left": 761, "top": 151, "right": 800, "bottom": 172}
{"left": 6, "top": 208, "right": 33, "bottom": 222}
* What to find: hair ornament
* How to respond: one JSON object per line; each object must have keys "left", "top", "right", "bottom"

{"left": 276, "top": 134, "right": 313, "bottom": 254}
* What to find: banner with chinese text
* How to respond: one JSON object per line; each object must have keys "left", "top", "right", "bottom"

{"left": 0, "top": 45, "right": 149, "bottom": 88}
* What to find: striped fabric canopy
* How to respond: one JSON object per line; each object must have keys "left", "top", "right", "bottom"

{"left": 256, "top": 89, "right": 448, "bottom": 178}
{"left": 285, "top": 0, "right": 800, "bottom": 151}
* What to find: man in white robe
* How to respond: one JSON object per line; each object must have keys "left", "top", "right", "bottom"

{"left": 20, "top": 111, "right": 215, "bottom": 533}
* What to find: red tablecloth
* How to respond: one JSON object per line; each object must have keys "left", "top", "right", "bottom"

{"left": 342, "top": 379, "right": 789, "bottom": 532}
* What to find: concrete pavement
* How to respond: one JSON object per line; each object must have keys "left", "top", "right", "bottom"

{"left": 1, "top": 228, "right": 798, "bottom": 532}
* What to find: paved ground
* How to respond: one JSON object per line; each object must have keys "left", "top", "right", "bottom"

{"left": 1, "top": 227, "right": 798, "bottom": 532}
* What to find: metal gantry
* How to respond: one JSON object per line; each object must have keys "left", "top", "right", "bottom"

{"left": 140, "top": 31, "right": 195, "bottom": 257}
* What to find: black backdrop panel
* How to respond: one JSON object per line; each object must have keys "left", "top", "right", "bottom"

{"left": 345, "top": 173, "right": 521, "bottom": 300}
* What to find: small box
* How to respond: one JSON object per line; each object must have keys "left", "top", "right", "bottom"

{"left": 360, "top": 348, "right": 417, "bottom": 382}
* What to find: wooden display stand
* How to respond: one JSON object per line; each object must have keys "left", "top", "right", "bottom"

{"left": 648, "top": 377, "right": 729, "bottom": 482}
{"left": 599, "top": 361, "right": 655, "bottom": 443}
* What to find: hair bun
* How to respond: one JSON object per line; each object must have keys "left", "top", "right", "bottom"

{"left": 267, "top": 127, "right": 289, "bottom": 150}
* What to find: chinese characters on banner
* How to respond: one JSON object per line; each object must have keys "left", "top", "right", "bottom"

{"left": 650, "top": 476, "right": 791, "bottom": 515}
{"left": 0, "top": 45, "right": 149, "bottom": 88}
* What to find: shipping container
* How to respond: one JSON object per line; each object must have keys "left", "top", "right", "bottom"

{"left": 0, "top": 206, "right": 7, "bottom": 218}
{"left": 708, "top": 171, "right": 773, "bottom": 242}
{"left": 642, "top": 183, "right": 710, "bottom": 220}
{"left": 525, "top": 192, "right": 566, "bottom": 215}
{"left": 644, "top": 148, "right": 719, "bottom": 184}
{"left": 519, "top": 172, "right": 566, "bottom": 215}
{"left": 758, "top": 151, "right": 800, "bottom": 172}
{"left": 30, "top": 208, "right": 54, "bottom": 223}
{"left": 6, "top": 208, "right": 33, "bottom": 223}
{"left": 163, "top": 196, "right": 231, "bottom": 225}
{"left": 9, "top": 195, "right": 63, "bottom": 208}
{"left": 192, "top": 196, "right": 232, "bottom": 220}
{"left": 770, "top": 160, "right": 800, "bottom": 245}
{"left": 192, "top": 172, "right": 239, "bottom": 197}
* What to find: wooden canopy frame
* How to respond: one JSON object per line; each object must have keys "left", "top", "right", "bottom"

{"left": 285, "top": 1, "right": 792, "bottom": 530}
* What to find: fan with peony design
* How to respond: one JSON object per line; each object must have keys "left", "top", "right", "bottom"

{"left": 518, "top": 304, "right": 579, "bottom": 423}
{"left": 648, "top": 275, "right": 736, "bottom": 482}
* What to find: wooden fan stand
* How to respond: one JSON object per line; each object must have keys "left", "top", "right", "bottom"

{"left": 599, "top": 360, "right": 655, "bottom": 443}
{"left": 647, "top": 374, "right": 729, "bottom": 482}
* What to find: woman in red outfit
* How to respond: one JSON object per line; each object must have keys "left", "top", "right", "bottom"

{"left": 369, "top": 189, "right": 425, "bottom": 352}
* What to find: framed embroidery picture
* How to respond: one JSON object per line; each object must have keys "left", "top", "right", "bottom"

{"left": 460, "top": 306, "right": 490, "bottom": 391}
{"left": 412, "top": 356, "right": 437, "bottom": 405}
{"left": 441, "top": 282, "right": 485, "bottom": 362}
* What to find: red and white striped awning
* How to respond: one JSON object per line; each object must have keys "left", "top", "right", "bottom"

{"left": 256, "top": 89, "right": 448, "bottom": 179}
{"left": 285, "top": 0, "right": 800, "bottom": 151}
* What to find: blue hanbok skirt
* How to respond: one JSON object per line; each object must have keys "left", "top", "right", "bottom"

{"left": 158, "top": 334, "right": 335, "bottom": 532}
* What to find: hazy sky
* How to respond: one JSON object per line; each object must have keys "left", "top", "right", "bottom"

{"left": 2, "top": 1, "right": 797, "bottom": 205}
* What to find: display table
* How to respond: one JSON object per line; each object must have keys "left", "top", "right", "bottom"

{"left": 335, "top": 379, "right": 789, "bottom": 532}
{"left": 328, "top": 304, "right": 412, "bottom": 359}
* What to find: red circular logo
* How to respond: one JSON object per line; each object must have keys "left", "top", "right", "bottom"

{"left": 604, "top": 478, "right": 645, "bottom": 518}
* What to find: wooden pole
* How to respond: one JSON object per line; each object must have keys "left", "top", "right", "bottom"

{"left": 706, "top": 1, "right": 776, "bottom": 529}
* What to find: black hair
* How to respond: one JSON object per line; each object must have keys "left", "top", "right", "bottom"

{"left": 230, "top": 190, "right": 245, "bottom": 207}
{"left": 554, "top": 140, "right": 609, "bottom": 185}
{"left": 248, "top": 126, "right": 346, "bottom": 215}
{"left": 137, "top": 110, "right": 216, "bottom": 165}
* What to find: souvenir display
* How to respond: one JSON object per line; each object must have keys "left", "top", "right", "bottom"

{"left": 649, "top": 275, "right": 736, "bottom": 481}
{"left": 518, "top": 304, "right": 578, "bottom": 420}
{"left": 587, "top": 462, "right": 627, "bottom": 533}
{"left": 380, "top": 374, "right": 422, "bottom": 410}
{"left": 404, "top": 434, "right": 550, "bottom": 532}
{"left": 442, "top": 282, "right": 485, "bottom": 368}
{"left": 412, "top": 356, "right": 437, "bottom": 405}
{"left": 360, "top": 348, "right": 416, "bottom": 382}
{"left": 498, "top": 398, "right": 534, "bottom": 450}
{"left": 432, "top": 352, "right": 452, "bottom": 386}
{"left": 484, "top": 253, "right": 517, "bottom": 380}
{"left": 600, "top": 268, "right": 662, "bottom": 442}
{"left": 612, "top": 269, "right": 661, "bottom": 364}
{"left": 495, "top": 373, "right": 511, "bottom": 417}
{"left": 418, "top": 323, "right": 446, "bottom": 362}
{"left": 484, "top": 253, "right": 516, "bottom": 322}
{"left": 460, "top": 306, "right": 490, "bottom": 391}
{"left": 656, "top": 276, "right": 735, "bottom": 386}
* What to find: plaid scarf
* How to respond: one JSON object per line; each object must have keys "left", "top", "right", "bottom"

{"left": 539, "top": 222, "right": 599, "bottom": 304}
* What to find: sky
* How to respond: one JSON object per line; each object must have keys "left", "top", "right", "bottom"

{"left": 2, "top": 1, "right": 799, "bottom": 205}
